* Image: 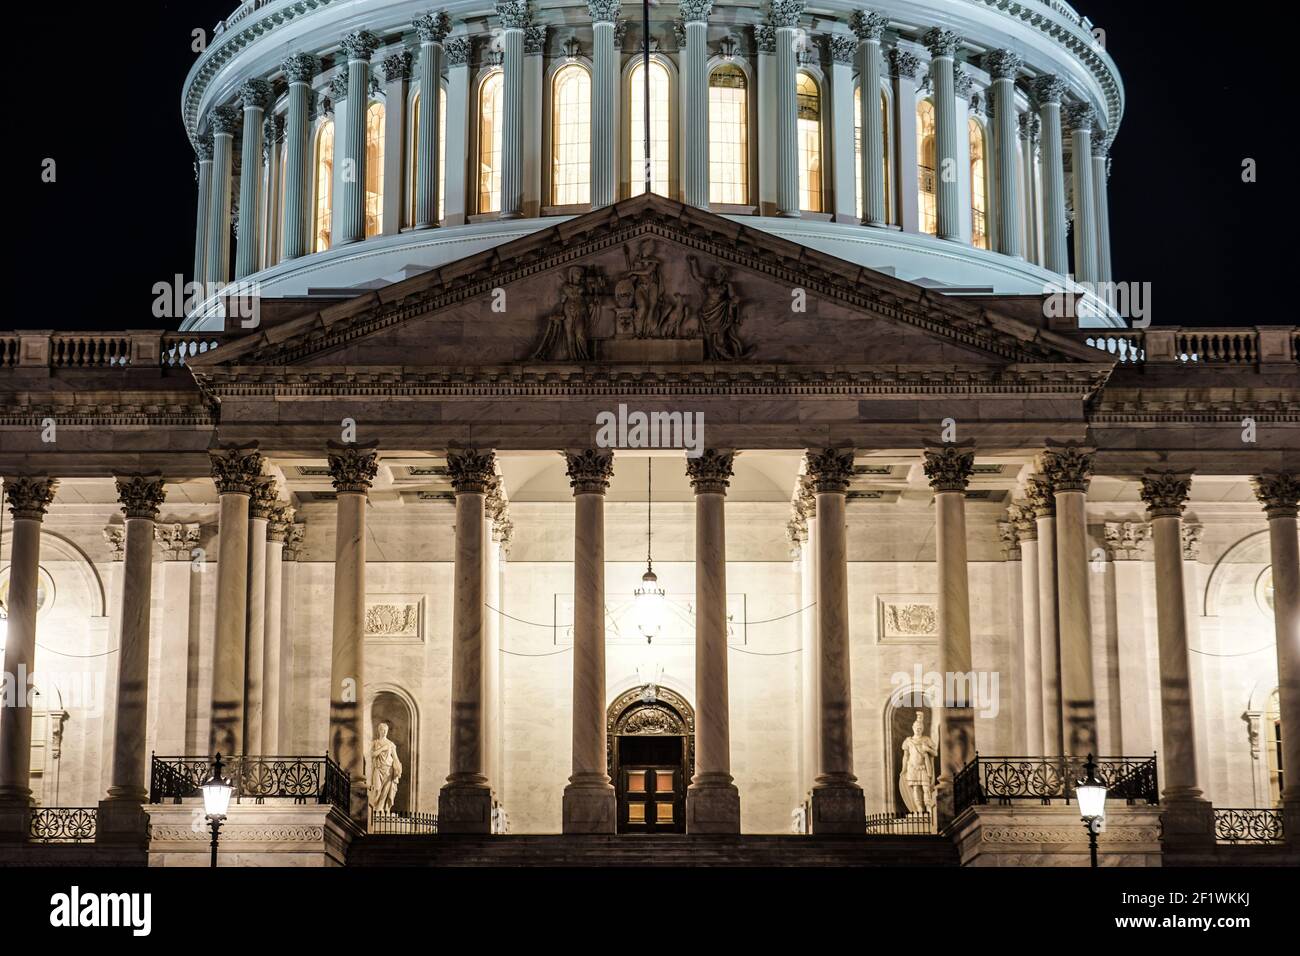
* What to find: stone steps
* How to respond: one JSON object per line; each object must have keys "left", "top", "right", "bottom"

{"left": 349, "top": 834, "right": 960, "bottom": 867}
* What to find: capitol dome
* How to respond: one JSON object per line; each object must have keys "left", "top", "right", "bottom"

{"left": 181, "top": 0, "right": 1124, "bottom": 329}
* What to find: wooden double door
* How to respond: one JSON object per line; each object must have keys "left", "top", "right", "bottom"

{"left": 613, "top": 734, "right": 687, "bottom": 834}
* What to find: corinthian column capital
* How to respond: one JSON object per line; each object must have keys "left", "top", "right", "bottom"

{"left": 495, "top": 0, "right": 531, "bottom": 29}
{"left": 1040, "top": 442, "right": 1095, "bottom": 493}
{"left": 4, "top": 477, "right": 58, "bottom": 520}
{"left": 209, "top": 104, "right": 243, "bottom": 136}
{"left": 249, "top": 476, "right": 282, "bottom": 519}
{"left": 115, "top": 473, "right": 167, "bottom": 521}
{"left": 381, "top": 50, "right": 414, "bottom": 83}
{"left": 1139, "top": 469, "right": 1193, "bottom": 518}
{"left": 1253, "top": 472, "right": 1300, "bottom": 519}
{"left": 985, "top": 49, "right": 1023, "bottom": 80}
{"left": 447, "top": 448, "right": 497, "bottom": 494}
{"left": 1034, "top": 74, "right": 1068, "bottom": 105}
{"left": 687, "top": 450, "right": 736, "bottom": 494}
{"left": 327, "top": 441, "right": 379, "bottom": 493}
{"left": 209, "top": 444, "right": 265, "bottom": 495}
{"left": 565, "top": 450, "right": 615, "bottom": 495}
{"left": 804, "top": 448, "right": 855, "bottom": 494}
{"left": 767, "top": 0, "right": 804, "bottom": 29}
{"left": 281, "top": 53, "right": 319, "bottom": 83}
{"left": 238, "top": 78, "right": 274, "bottom": 112}
{"left": 850, "top": 10, "right": 887, "bottom": 41}
{"left": 923, "top": 444, "right": 974, "bottom": 493}
{"left": 679, "top": 0, "right": 714, "bottom": 24}
{"left": 415, "top": 10, "right": 453, "bottom": 42}
{"left": 341, "top": 30, "right": 381, "bottom": 62}
{"left": 587, "top": 0, "right": 620, "bottom": 23}
{"left": 922, "top": 28, "right": 962, "bottom": 58}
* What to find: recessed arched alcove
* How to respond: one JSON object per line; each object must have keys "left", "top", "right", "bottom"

{"left": 368, "top": 685, "right": 418, "bottom": 814}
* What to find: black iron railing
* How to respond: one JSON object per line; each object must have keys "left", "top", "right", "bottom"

{"left": 371, "top": 811, "right": 439, "bottom": 835}
{"left": 953, "top": 754, "right": 1159, "bottom": 815}
{"left": 149, "top": 754, "right": 350, "bottom": 813}
{"left": 1214, "top": 808, "right": 1284, "bottom": 845}
{"left": 29, "top": 807, "right": 98, "bottom": 844}
{"left": 865, "top": 812, "right": 935, "bottom": 836}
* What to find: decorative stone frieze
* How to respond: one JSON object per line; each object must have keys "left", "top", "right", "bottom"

{"left": 686, "top": 450, "right": 736, "bottom": 494}
{"left": 564, "top": 450, "right": 614, "bottom": 495}
{"left": 922, "top": 445, "right": 975, "bottom": 493}
{"left": 156, "top": 522, "right": 201, "bottom": 561}
{"left": 447, "top": 448, "right": 497, "bottom": 494}
{"left": 1138, "top": 469, "right": 1192, "bottom": 518}
{"left": 1252, "top": 472, "right": 1300, "bottom": 518}
{"left": 1040, "top": 443, "right": 1094, "bottom": 493}
{"left": 209, "top": 444, "right": 265, "bottom": 495}
{"left": 804, "top": 448, "right": 855, "bottom": 494}
{"left": 115, "top": 474, "right": 167, "bottom": 520}
{"left": 327, "top": 442, "right": 380, "bottom": 493}
{"left": 4, "top": 476, "right": 57, "bottom": 519}
{"left": 1103, "top": 521, "right": 1150, "bottom": 561}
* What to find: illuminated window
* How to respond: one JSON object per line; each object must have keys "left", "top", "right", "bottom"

{"left": 708, "top": 64, "right": 748, "bottom": 205}
{"left": 629, "top": 59, "right": 670, "bottom": 196}
{"left": 552, "top": 63, "right": 592, "bottom": 205}
{"left": 796, "top": 72, "right": 822, "bottom": 212}
{"left": 478, "top": 70, "right": 504, "bottom": 212}
{"left": 410, "top": 87, "right": 448, "bottom": 223}
{"left": 917, "top": 99, "right": 937, "bottom": 235}
{"left": 882, "top": 90, "right": 891, "bottom": 223}
{"left": 365, "top": 102, "right": 385, "bottom": 237}
{"left": 969, "top": 117, "right": 989, "bottom": 250}
{"left": 313, "top": 119, "right": 334, "bottom": 252}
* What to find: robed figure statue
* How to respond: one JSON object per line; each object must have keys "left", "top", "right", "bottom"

{"left": 367, "top": 721, "right": 403, "bottom": 815}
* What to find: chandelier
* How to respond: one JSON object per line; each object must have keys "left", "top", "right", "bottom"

{"left": 632, "top": 457, "right": 666, "bottom": 643}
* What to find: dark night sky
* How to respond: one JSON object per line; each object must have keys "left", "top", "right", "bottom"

{"left": 13, "top": 1, "right": 1282, "bottom": 331}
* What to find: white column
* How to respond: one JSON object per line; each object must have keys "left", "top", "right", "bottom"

{"left": 439, "top": 449, "right": 496, "bottom": 833}
{"left": 326, "top": 442, "right": 378, "bottom": 825}
{"left": 443, "top": 37, "right": 472, "bottom": 225}
{"left": 889, "top": 48, "right": 921, "bottom": 233}
{"left": 1092, "top": 141, "right": 1113, "bottom": 284}
{"left": 154, "top": 523, "right": 199, "bottom": 756}
{"left": 829, "top": 37, "right": 858, "bottom": 222}
{"left": 1141, "top": 470, "right": 1215, "bottom": 846}
{"left": 235, "top": 79, "right": 271, "bottom": 279}
{"left": 262, "top": 505, "right": 291, "bottom": 754}
{"left": 208, "top": 445, "right": 262, "bottom": 756}
{"left": 192, "top": 136, "right": 213, "bottom": 289}
{"left": 681, "top": 2, "right": 712, "bottom": 209}
{"left": 923, "top": 29, "right": 962, "bottom": 242}
{"left": 1035, "top": 76, "right": 1069, "bottom": 275}
{"left": 852, "top": 12, "right": 887, "bottom": 226}
{"left": 589, "top": 6, "right": 619, "bottom": 208}
{"left": 924, "top": 445, "right": 976, "bottom": 827}
{"left": 1104, "top": 522, "right": 1159, "bottom": 756}
{"left": 243, "top": 479, "right": 275, "bottom": 753}
{"left": 205, "top": 106, "right": 241, "bottom": 286}
{"left": 1043, "top": 443, "right": 1097, "bottom": 757}
{"left": 280, "top": 54, "right": 318, "bottom": 260}
{"left": 262, "top": 116, "right": 284, "bottom": 268}
{"left": 685, "top": 450, "right": 741, "bottom": 833}
{"left": 523, "top": 25, "right": 546, "bottom": 215}
{"left": 1018, "top": 113, "right": 1041, "bottom": 265}
{"left": 987, "top": 50, "right": 1023, "bottom": 257}
{"left": 1011, "top": 503, "right": 1043, "bottom": 754}
{"left": 497, "top": 2, "right": 528, "bottom": 219}
{"left": 804, "top": 449, "right": 865, "bottom": 833}
{"left": 772, "top": 4, "right": 805, "bottom": 217}
{"left": 98, "top": 476, "right": 166, "bottom": 842}
{"left": 380, "top": 51, "right": 413, "bottom": 236}
{"left": 1066, "top": 104, "right": 1099, "bottom": 284}
{"left": 1028, "top": 475, "right": 1062, "bottom": 755}
{"left": 1252, "top": 473, "right": 1300, "bottom": 841}
{"left": 98, "top": 531, "right": 125, "bottom": 798}
{"left": 0, "top": 478, "right": 56, "bottom": 839}
{"left": 562, "top": 450, "right": 616, "bottom": 833}
{"left": 756, "top": 27, "right": 777, "bottom": 216}
{"left": 414, "top": 13, "right": 451, "bottom": 229}
{"left": 336, "top": 30, "right": 380, "bottom": 245}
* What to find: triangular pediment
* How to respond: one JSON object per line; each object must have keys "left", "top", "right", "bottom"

{"left": 191, "top": 195, "right": 1110, "bottom": 376}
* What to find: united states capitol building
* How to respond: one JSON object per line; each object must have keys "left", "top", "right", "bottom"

{"left": 0, "top": 0, "right": 1296, "bottom": 867}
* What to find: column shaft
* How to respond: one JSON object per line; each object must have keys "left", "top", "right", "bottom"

{"left": 686, "top": 451, "right": 740, "bottom": 832}
{"left": 415, "top": 28, "right": 446, "bottom": 228}
{"left": 235, "top": 103, "right": 265, "bottom": 279}
{"left": 1019, "top": 536, "right": 1044, "bottom": 754}
{"left": 935, "top": 490, "right": 974, "bottom": 816}
{"left": 205, "top": 115, "right": 237, "bottom": 286}
{"left": 1092, "top": 149, "right": 1112, "bottom": 283}
{"left": 192, "top": 149, "right": 213, "bottom": 289}
{"left": 1036, "top": 79, "right": 1068, "bottom": 274}
{"left": 1151, "top": 514, "right": 1202, "bottom": 796}
{"left": 210, "top": 493, "right": 250, "bottom": 754}
{"left": 683, "top": 19, "right": 710, "bottom": 209}
{"left": 499, "top": 27, "right": 525, "bottom": 218}
{"left": 1055, "top": 488, "right": 1097, "bottom": 756}
{"left": 1069, "top": 113, "right": 1098, "bottom": 283}
{"left": 775, "top": 26, "right": 801, "bottom": 217}
{"left": 1030, "top": 480, "right": 1063, "bottom": 755}
{"left": 107, "top": 517, "right": 158, "bottom": 800}
{"left": 859, "top": 36, "right": 885, "bottom": 225}
{"left": 590, "top": 19, "right": 617, "bottom": 207}
{"left": 562, "top": 451, "right": 615, "bottom": 833}
{"left": 243, "top": 508, "right": 269, "bottom": 753}
{"left": 1018, "top": 115, "right": 1040, "bottom": 265}
{"left": 440, "top": 450, "right": 495, "bottom": 832}
{"left": 924, "top": 30, "right": 962, "bottom": 242}
{"left": 281, "top": 76, "right": 312, "bottom": 259}
{"left": 261, "top": 520, "right": 286, "bottom": 754}
{"left": 337, "top": 32, "right": 378, "bottom": 245}
{"left": 990, "top": 70, "right": 1022, "bottom": 255}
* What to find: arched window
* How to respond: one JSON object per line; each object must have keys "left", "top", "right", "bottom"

{"left": 853, "top": 86, "right": 891, "bottom": 222}
{"left": 969, "top": 117, "right": 989, "bottom": 250}
{"left": 410, "top": 86, "right": 448, "bottom": 223}
{"left": 916, "top": 99, "right": 937, "bottom": 236}
{"left": 796, "top": 72, "right": 822, "bottom": 212}
{"left": 629, "top": 59, "right": 670, "bottom": 196}
{"left": 365, "top": 102, "right": 385, "bottom": 237}
{"left": 313, "top": 119, "right": 334, "bottom": 252}
{"left": 552, "top": 63, "right": 592, "bottom": 205}
{"left": 708, "top": 63, "right": 748, "bottom": 205}
{"left": 478, "top": 70, "right": 504, "bottom": 212}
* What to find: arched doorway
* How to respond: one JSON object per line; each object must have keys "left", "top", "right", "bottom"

{"left": 607, "top": 687, "right": 694, "bottom": 834}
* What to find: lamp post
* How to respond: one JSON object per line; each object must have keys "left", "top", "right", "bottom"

{"left": 1075, "top": 753, "right": 1108, "bottom": 868}
{"left": 201, "top": 753, "right": 234, "bottom": 868}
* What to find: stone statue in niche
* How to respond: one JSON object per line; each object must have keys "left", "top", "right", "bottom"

{"left": 531, "top": 265, "right": 595, "bottom": 360}
{"left": 367, "top": 721, "right": 403, "bottom": 815}
{"left": 687, "top": 254, "right": 753, "bottom": 360}
{"left": 899, "top": 709, "right": 937, "bottom": 816}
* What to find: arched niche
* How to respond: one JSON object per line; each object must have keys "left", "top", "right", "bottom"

{"left": 883, "top": 685, "right": 938, "bottom": 816}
